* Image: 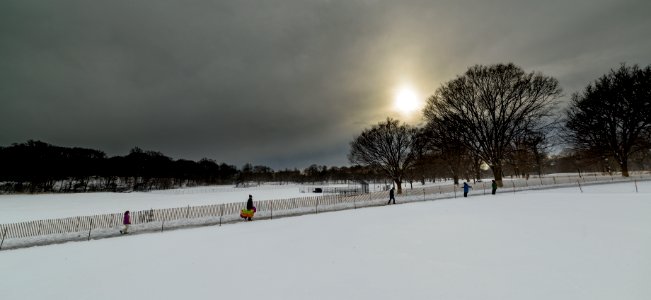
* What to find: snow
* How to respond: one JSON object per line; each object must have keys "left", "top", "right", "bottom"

{"left": 0, "top": 184, "right": 321, "bottom": 223}
{"left": 1, "top": 181, "right": 650, "bottom": 299}
{"left": 2, "top": 173, "right": 641, "bottom": 224}
{"left": 0, "top": 180, "right": 448, "bottom": 223}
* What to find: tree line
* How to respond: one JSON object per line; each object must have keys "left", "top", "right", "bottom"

{"left": 0, "top": 140, "right": 386, "bottom": 193}
{"left": 3, "top": 136, "right": 639, "bottom": 195}
{"left": 349, "top": 63, "right": 651, "bottom": 193}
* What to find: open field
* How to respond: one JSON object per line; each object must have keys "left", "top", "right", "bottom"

{"left": 1, "top": 181, "right": 649, "bottom": 300}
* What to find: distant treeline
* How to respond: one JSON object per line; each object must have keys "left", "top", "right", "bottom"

{"left": 0, "top": 140, "right": 380, "bottom": 194}
{"left": 2, "top": 140, "right": 649, "bottom": 194}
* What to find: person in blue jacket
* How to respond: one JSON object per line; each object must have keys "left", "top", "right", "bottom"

{"left": 462, "top": 181, "right": 472, "bottom": 197}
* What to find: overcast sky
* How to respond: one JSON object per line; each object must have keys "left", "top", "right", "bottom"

{"left": 1, "top": 0, "right": 650, "bottom": 169}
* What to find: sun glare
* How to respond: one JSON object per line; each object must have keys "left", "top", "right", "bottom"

{"left": 394, "top": 86, "right": 421, "bottom": 114}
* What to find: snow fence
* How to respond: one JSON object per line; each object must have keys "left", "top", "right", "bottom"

{"left": 1, "top": 173, "right": 649, "bottom": 250}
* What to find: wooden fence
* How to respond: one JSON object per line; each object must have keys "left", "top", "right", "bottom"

{"left": 1, "top": 173, "right": 648, "bottom": 250}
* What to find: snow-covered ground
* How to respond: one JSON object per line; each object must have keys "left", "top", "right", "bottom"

{"left": 0, "top": 181, "right": 449, "bottom": 223}
{"left": 1, "top": 181, "right": 649, "bottom": 300}
{"left": 0, "top": 175, "right": 628, "bottom": 224}
{"left": 0, "top": 184, "right": 321, "bottom": 223}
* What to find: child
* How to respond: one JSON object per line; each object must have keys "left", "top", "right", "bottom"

{"left": 119, "top": 211, "right": 131, "bottom": 234}
{"left": 463, "top": 182, "right": 472, "bottom": 197}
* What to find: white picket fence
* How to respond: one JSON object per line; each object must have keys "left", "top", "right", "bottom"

{"left": 1, "top": 173, "right": 648, "bottom": 250}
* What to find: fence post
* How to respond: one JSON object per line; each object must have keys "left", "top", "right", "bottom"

{"left": 483, "top": 183, "right": 486, "bottom": 195}
{"left": 0, "top": 228, "right": 7, "bottom": 250}
{"left": 553, "top": 177, "right": 556, "bottom": 185}
{"left": 87, "top": 219, "right": 93, "bottom": 241}
{"left": 512, "top": 181, "right": 516, "bottom": 194}
{"left": 148, "top": 209, "right": 154, "bottom": 222}
{"left": 271, "top": 201, "right": 274, "bottom": 220}
{"left": 161, "top": 220, "right": 165, "bottom": 232}
{"left": 439, "top": 186, "right": 442, "bottom": 194}
{"left": 219, "top": 204, "right": 224, "bottom": 226}
{"left": 186, "top": 205, "right": 190, "bottom": 218}
{"left": 37, "top": 220, "right": 43, "bottom": 236}
{"left": 316, "top": 198, "right": 319, "bottom": 214}
{"left": 454, "top": 185, "right": 457, "bottom": 198}
{"left": 577, "top": 180, "right": 583, "bottom": 193}
{"left": 635, "top": 180, "right": 638, "bottom": 193}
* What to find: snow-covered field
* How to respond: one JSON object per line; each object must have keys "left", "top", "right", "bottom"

{"left": 0, "top": 175, "right": 626, "bottom": 224}
{"left": 0, "top": 181, "right": 440, "bottom": 223}
{"left": 0, "top": 184, "right": 321, "bottom": 223}
{"left": 1, "top": 181, "right": 649, "bottom": 300}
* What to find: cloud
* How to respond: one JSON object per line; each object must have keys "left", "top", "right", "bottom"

{"left": 1, "top": 0, "right": 650, "bottom": 169}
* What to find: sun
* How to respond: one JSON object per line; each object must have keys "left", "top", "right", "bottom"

{"left": 394, "top": 86, "right": 421, "bottom": 114}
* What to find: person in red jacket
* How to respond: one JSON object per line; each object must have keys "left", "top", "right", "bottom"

{"left": 120, "top": 211, "right": 131, "bottom": 234}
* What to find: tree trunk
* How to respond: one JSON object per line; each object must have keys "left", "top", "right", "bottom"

{"left": 473, "top": 156, "right": 482, "bottom": 182}
{"left": 620, "top": 160, "right": 629, "bottom": 177}
{"left": 453, "top": 174, "right": 459, "bottom": 185}
{"left": 491, "top": 165, "right": 504, "bottom": 187}
{"left": 395, "top": 179, "right": 403, "bottom": 194}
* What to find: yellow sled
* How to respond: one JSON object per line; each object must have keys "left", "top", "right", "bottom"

{"left": 240, "top": 207, "right": 256, "bottom": 219}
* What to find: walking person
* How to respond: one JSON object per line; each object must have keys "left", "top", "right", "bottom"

{"left": 491, "top": 180, "right": 498, "bottom": 195}
{"left": 462, "top": 181, "right": 472, "bottom": 197}
{"left": 387, "top": 187, "right": 396, "bottom": 205}
{"left": 119, "top": 210, "right": 131, "bottom": 234}
{"left": 244, "top": 194, "right": 255, "bottom": 221}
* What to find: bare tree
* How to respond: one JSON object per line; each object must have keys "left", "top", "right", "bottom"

{"left": 348, "top": 118, "right": 418, "bottom": 193}
{"left": 506, "top": 129, "right": 554, "bottom": 178}
{"left": 421, "top": 123, "right": 477, "bottom": 184}
{"left": 423, "top": 63, "right": 562, "bottom": 187}
{"left": 565, "top": 64, "right": 651, "bottom": 177}
{"left": 523, "top": 130, "right": 552, "bottom": 177}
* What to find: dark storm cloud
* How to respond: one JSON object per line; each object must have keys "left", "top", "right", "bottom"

{"left": 2, "top": 0, "right": 650, "bottom": 169}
